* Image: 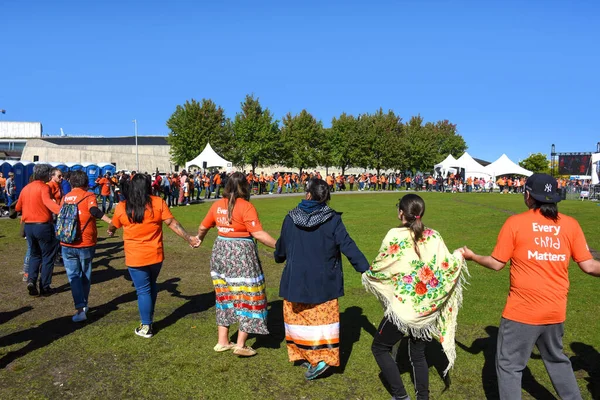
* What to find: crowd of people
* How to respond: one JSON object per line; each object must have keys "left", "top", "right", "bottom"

{"left": 5, "top": 162, "right": 600, "bottom": 399}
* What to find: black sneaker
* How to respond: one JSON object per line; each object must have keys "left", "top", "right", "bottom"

{"left": 134, "top": 324, "right": 153, "bottom": 338}
{"left": 27, "top": 282, "right": 39, "bottom": 296}
{"left": 39, "top": 287, "right": 56, "bottom": 297}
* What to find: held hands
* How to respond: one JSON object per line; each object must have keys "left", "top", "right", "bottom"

{"left": 456, "top": 246, "right": 475, "bottom": 260}
{"left": 188, "top": 235, "right": 201, "bottom": 248}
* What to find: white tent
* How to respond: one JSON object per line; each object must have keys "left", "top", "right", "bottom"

{"left": 591, "top": 153, "right": 600, "bottom": 185}
{"left": 434, "top": 154, "right": 459, "bottom": 177}
{"left": 456, "top": 152, "right": 491, "bottom": 179}
{"left": 185, "top": 142, "right": 232, "bottom": 171}
{"left": 485, "top": 154, "right": 532, "bottom": 178}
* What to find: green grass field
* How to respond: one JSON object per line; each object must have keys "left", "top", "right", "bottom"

{"left": 0, "top": 192, "right": 599, "bottom": 399}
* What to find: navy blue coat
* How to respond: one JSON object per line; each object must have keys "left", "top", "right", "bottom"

{"left": 274, "top": 208, "right": 369, "bottom": 304}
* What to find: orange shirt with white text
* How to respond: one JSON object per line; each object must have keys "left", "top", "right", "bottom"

{"left": 491, "top": 209, "right": 592, "bottom": 325}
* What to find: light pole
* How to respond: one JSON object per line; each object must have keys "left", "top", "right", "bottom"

{"left": 133, "top": 119, "right": 139, "bottom": 172}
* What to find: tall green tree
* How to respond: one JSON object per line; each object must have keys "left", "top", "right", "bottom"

{"left": 360, "top": 109, "right": 403, "bottom": 175}
{"left": 402, "top": 117, "right": 467, "bottom": 173}
{"left": 231, "top": 94, "right": 280, "bottom": 173}
{"left": 280, "top": 110, "right": 323, "bottom": 173}
{"left": 166, "top": 99, "right": 232, "bottom": 167}
{"left": 519, "top": 153, "right": 550, "bottom": 174}
{"left": 330, "top": 113, "right": 360, "bottom": 175}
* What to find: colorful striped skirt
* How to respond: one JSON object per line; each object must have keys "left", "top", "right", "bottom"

{"left": 283, "top": 299, "right": 340, "bottom": 367}
{"left": 210, "top": 236, "right": 269, "bottom": 335}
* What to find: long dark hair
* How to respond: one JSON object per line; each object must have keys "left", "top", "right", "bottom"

{"left": 398, "top": 194, "right": 426, "bottom": 259}
{"left": 530, "top": 199, "right": 559, "bottom": 222}
{"left": 126, "top": 174, "right": 153, "bottom": 223}
{"left": 222, "top": 172, "right": 250, "bottom": 224}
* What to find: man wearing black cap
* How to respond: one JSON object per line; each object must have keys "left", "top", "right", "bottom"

{"left": 460, "top": 173, "right": 600, "bottom": 400}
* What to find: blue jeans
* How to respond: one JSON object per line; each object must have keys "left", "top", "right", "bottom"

{"left": 128, "top": 263, "right": 162, "bottom": 325}
{"left": 101, "top": 195, "right": 113, "bottom": 213}
{"left": 6, "top": 192, "right": 15, "bottom": 208}
{"left": 23, "top": 241, "right": 31, "bottom": 273}
{"left": 25, "top": 223, "right": 58, "bottom": 290}
{"left": 62, "top": 246, "right": 95, "bottom": 309}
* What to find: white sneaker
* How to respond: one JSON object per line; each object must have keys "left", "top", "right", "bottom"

{"left": 72, "top": 310, "right": 87, "bottom": 322}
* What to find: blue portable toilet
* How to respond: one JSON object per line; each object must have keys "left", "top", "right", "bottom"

{"left": 98, "top": 162, "right": 116, "bottom": 177}
{"left": 66, "top": 162, "right": 84, "bottom": 172}
{"left": 1, "top": 160, "right": 16, "bottom": 178}
{"left": 12, "top": 162, "right": 27, "bottom": 196}
{"left": 50, "top": 162, "right": 69, "bottom": 174}
{"left": 83, "top": 163, "right": 100, "bottom": 192}
{"left": 23, "top": 162, "right": 36, "bottom": 186}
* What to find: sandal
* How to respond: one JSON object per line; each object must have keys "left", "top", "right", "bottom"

{"left": 233, "top": 346, "right": 257, "bottom": 357}
{"left": 213, "top": 342, "right": 235, "bottom": 352}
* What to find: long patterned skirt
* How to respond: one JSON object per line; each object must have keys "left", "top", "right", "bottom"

{"left": 210, "top": 237, "right": 269, "bottom": 335}
{"left": 283, "top": 299, "right": 340, "bottom": 367}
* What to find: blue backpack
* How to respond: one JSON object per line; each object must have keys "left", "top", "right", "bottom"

{"left": 55, "top": 195, "right": 94, "bottom": 244}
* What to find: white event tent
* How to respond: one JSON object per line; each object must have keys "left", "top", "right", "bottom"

{"left": 434, "top": 154, "right": 459, "bottom": 177}
{"left": 185, "top": 142, "right": 232, "bottom": 171}
{"left": 455, "top": 152, "right": 491, "bottom": 179}
{"left": 485, "top": 154, "right": 532, "bottom": 178}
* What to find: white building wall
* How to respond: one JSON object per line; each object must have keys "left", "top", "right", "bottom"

{"left": 0, "top": 122, "right": 43, "bottom": 138}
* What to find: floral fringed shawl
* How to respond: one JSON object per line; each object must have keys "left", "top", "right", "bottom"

{"left": 362, "top": 227, "right": 468, "bottom": 375}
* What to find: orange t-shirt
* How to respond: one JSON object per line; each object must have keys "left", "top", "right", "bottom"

{"left": 112, "top": 196, "right": 174, "bottom": 267}
{"left": 0, "top": 177, "right": 5, "bottom": 188}
{"left": 97, "top": 177, "right": 111, "bottom": 196}
{"left": 61, "top": 188, "right": 98, "bottom": 248}
{"left": 48, "top": 180, "right": 62, "bottom": 202}
{"left": 16, "top": 180, "right": 61, "bottom": 223}
{"left": 491, "top": 209, "right": 592, "bottom": 325}
{"left": 214, "top": 174, "right": 222, "bottom": 185}
{"left": 201, "top": 198, "right": 263, "bottom": 238}
{"left": 277, "top": 176, "right": 283, "bottom": 187}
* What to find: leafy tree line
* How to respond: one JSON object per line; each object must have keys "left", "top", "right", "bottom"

{"left": 167, "top": 95, "right": 468, "bottom": 174}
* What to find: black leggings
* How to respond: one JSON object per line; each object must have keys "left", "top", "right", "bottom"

{"left": 371, "top": 318, "right": 429, "bottom": 400}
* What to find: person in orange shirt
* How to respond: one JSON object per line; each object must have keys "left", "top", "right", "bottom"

{"left": 96, "top": 172, "right": 113, "bottom": 213}
{"left": 195, "top": 172, "right": 276, "bottom": 356}
{"left": 61, "top": 171, "right": 112, "bottom": 322}
{"left": 277, "top": 174, "right": 284, "bottom": 194}
{"left": 15, "top": 164, "right": 61, "bottom": 296}
{"left": 108, "top": 174, "right": 197, "bottom": 338}
{"left": 466, "top": 176, "right": 473, "bottom": 193}
{"left": 285, "top": 173, "right": 292, "bottom": 193}
{"left": 404, "top": 175, "right": 411, "bottom": 191}
{"left": 348, "top": 174, "right": 355, "bottom": 191}
{"left": 0, "top": 172, "right": 6, "bottom": 204}
{"left": 48, "top": 168, "right": 63, "bottom": 203}
{"left": 326, "top": 174, "right": 334, "bottom": 192}
{"left": 461, "top": 174, "right": 600, "bottom": 399}
{"left": 213, "top": 170, "right": 223, "bottom": 198}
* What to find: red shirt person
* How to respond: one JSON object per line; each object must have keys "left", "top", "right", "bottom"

{"left": 16, "top": 164, "right": 61, "bottom": 296}
{"left": 461, "top": 174, "right": 600, "bottom": 399}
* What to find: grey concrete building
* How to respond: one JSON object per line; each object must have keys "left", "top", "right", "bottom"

{"left": 20, "top": 136, "right": 178, "bottom": 173}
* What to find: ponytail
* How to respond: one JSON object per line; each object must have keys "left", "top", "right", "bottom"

{"left": 398, "top": 194, "right": 426, "bottom": 259}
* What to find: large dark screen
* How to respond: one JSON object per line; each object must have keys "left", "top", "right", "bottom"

{"left": 558, "top": 154, "right": 591, "bottom": 175}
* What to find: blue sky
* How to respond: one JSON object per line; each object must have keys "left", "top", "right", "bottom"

{"left": 1, "top": 0, "right": 598, "bottom": 163}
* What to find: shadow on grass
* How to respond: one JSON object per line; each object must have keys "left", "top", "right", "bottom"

{"left": 570, "top": 342, "right": 600, "bottom": 400}
{"left": 338, "top": 306, "right": 378, "bottom": 373}
{"left": 456, "top": 326, "right": 557, "bottom": 400}
{"left": 0, "top": 306, "right": 33, "bottom": 325}
{"left": 0, "top": 278, "right": 181, "bottom": 369}
{"left": 153, "top": 281, "right": 215, "bottom": 334}
{"left": 252, "top": 300, "right": 284, "bottom": 350}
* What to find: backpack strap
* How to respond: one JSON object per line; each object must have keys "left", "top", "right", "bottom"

{"left": 73, "top": 194, "right": 96, "bottom": 240}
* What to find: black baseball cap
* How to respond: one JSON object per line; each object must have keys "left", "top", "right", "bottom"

{"left": 525, "top": 173, "right": 561, "bottom": 203}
